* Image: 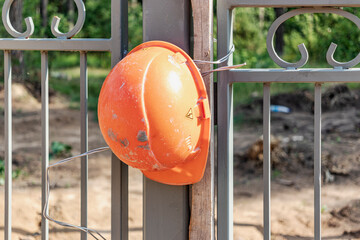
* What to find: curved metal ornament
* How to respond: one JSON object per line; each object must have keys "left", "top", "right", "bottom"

{"left": 51, "top": 0, "right": 85, "bottom": 39}
{"left": 267, "top": 8, "right": 360, "bottom": 69}
{"left": 2, "top": 0, "right": 34, "bottom": 38}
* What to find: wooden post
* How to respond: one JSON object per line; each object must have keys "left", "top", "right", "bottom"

{"left": 189, "top": 1, "right": 214, "bottom": 239}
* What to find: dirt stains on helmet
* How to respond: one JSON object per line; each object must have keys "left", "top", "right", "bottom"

{"left": 137, "top": 130, "right": 148, "bottom": 142}
{"left": 108, "top": 128, "right": 117, "bottom": 141}
{"left": 108, "top": 128, "right": 129, "bottom": 148}
{"left": 137, "top": 143, "right": 150, "bottom": 150}
{"left": 119, "top": 138, "right": 129, "bottom": 147}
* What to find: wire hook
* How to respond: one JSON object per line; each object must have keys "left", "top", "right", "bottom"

{"left": 267, "top": 7, "right": 360, "bottom": 69}
{"left": 51, "top": 0, "right": 86, "bottom": 39}
{"left": 2, "top": 0, "right": 34, "bottom": 38}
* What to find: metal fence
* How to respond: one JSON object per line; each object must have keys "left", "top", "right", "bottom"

{"left": 1, "top": 0, "right": 127, "bottom": 239}
{"left": 1, "top": 0, "right": 194, "bottom": 239}
{"left": 217, "top": 1, "right": 360, "bottom": 240}
{"left": 4, "top": 0, "right": 360, "bottom": 239}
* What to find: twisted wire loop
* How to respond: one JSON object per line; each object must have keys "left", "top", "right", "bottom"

{"left": 51, "top": 0, "right": 86, "bottom": 39}
{"left": 267, "top": 7, "right": 360, "bottom": 69}
{"left": 2, "top": 0, "right": 34, "bottom": 38}
{"left": 44, "top": 146, "right": 110, "bottom": 240}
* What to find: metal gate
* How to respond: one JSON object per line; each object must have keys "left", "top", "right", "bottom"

{"left": 4, "top": 0, "right": 360, "bottom": 239}
{"left": 217, "top": 1, "right": 360, "bottom": 240}
{"left": 1, "top": 0, "right": 190, "bottom": 239}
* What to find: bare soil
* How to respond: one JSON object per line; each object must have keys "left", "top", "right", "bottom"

{"left": 0, "top": 83, "right": 360, "bottom": 239}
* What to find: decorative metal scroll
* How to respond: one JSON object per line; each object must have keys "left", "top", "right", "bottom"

{"left": 51, "top": 0, "right": 86, "bottom": 39}
{"left": 2, "top": 0, "right": 34, "bottom": 38}
{"left": 1, "top": 0, "right": 85, "bottom": 39}
{"left": 267, "top": 8, "right": 360, "bottom": 69}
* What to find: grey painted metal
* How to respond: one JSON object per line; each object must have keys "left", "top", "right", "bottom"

{"left": 217, "top": 75, "right": 234, "bottom": 240}
{"left": 217, "top": 1, "right": 234, "bottom": 239}
{"left": 266, "top": 9, "right": 309, "bottom": 69}
{"left": 111, "top": 154, "right": 128, "bottom": 240}
{"left": 227, "top": 68, "right": 360, "bottom": 83}
{"left": 143, "top": 180, "right": 189, "bottom": 240}
{"left": 1, "top": 0, "right": 130, "bottom": 239}
{"left": 142, "top": 0, "right": 190, "bottom": 239}
{"left": 0, "top": 39, "right": 111, "bottom": 51}
{"left": 4, "top": 50, "right": 12, "bottom": 240}
{"left": 2, "top": 0, "right": 34, "bottom": 38}
{"left": 263, "top": 83, "right": 271, "bottom": 240}
{"left": 326, "top": 42, "right": 360, "bottom": 69}
{"left": 266, "top": 8, "right": 360, "bottom": 69}
{"left": 143, "top": 0, "right": 190, "bottom": 51}
{"left": 41, "top": 51, "right": 49, "bottom": 240}
{"left": 110, "top": 0, "right": 128, "bottom": 239}
{"left": 80, "top": 52, "right": 88, "bottom": 240}
{"left": 314, "top": 84, "right": 322, "bottom": 240}
{"left": 216, "top": 3, "right": 360, "bottom": 239}
{"left": 51, "top": 0, "right": 85, "bottom": 39}
{"left": 110, "top": 0, "right": 128, "bottom": 65}
{"left": 225, "top": 0, "right": 360, "bottom": 8}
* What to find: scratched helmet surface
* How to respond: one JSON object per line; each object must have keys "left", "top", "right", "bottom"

{"left": 98, "top": 41, "right": 211, "bottom": 185}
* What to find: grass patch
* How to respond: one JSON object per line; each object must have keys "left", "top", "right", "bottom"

{"left": 49, "top": 141, "right": 72, "bottom": 160}
{"left": 50, "top": 67, "right": 110, "bottom": 118}
{"left": 0, "top": 159, "right": 22, "bottom": 185}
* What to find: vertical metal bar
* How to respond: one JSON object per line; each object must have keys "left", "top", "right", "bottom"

{"left": 111, "top": 153, "right": 128, "bottom": 240}
{"left": 143, "top": 0, "right": 190, "bottom": 239}
{"left": 314, "top": 83, "right": 322, "bottom": 240}
{"left": 217, "top": 0, "right": 234, "bottom": 238}
{"left": 4, "top": 50, "right": 12, "bottom": 240}
{"left": 263, "top": 83, "right": 271, "bottom": 240}
{"left": 217, "top": 78, "right": 233, "bottom": 240}
{"left": 111, "top": 0, "right": 128, "bottom": 239}
{"left": 41, "top": 51, "right": 49, "bottom": 240}
{"left": 80, "top": 51, "right": 88, "bottom": 240}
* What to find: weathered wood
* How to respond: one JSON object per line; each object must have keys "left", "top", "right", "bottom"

{"left": 189, "top": 1, "right": 214, "bottom": 239}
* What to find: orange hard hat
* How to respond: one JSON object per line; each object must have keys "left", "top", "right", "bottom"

{"left": 98, "top": 41, "right": 211, "bottom": 185}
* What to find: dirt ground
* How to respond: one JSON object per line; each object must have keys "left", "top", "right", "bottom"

{"left": 1, "top": 83, "right": 360, "bottom": 239}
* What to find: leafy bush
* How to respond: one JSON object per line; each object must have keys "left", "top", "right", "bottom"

{"left": 49, "top": 141, "right": 72, "bottom": 160}
{"left": 0, "top": 159, "right": 22, "bottom": 185}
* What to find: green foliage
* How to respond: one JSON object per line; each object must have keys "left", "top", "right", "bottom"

{"left": 1, "top": 2, "right": 360, "bottom": 112}
{"left": 231, "top": 7, "right": 360, "bottom": 106}
{"left": 232, "top": 8, "right": 360, "bottom": 69}
{"left": 128, "top": 2, "right": 143, "bottom": 50}
{"left": 0, "top": 159, "right": 22, "bottom": 185}
{"left": 49, "top": 141, "right": 72, "bottom": 160}
{"left": 50, "top": 66, "right": 109, "bottom": 117}
{"left": 272, "top": 169, "right": 282, "bottom": 179}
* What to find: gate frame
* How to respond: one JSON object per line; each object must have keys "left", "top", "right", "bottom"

{"left": 1, "top": 0, "right": 193, "bottom": 239}
{"left": 217, "top": 1, "right": 360, "bottom": 240}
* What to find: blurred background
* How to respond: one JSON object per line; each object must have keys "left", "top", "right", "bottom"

{"left": 1, "top": 1, "right": 360, "bottom": 239}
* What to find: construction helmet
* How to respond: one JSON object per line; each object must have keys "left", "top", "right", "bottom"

{"left": 98, "top": 41, "right": 211, "bottom": 185}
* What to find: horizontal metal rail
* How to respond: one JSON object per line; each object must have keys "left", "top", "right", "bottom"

{"left": 0, "top": 38, "right": 111, "bottom": 51}
{"left": 227, "top": 68, "right": 360, "bottom": 83}
{"left": 226, "top": 0, "right": 360, "bottom": 8}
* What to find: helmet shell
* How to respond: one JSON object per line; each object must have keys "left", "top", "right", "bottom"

{"left": 98, "top": 41, "right": 211, "bottom": 185}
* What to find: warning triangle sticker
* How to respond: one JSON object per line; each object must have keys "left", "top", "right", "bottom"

{"left": 186, "top": 108, "right": 193, "bottom": 119}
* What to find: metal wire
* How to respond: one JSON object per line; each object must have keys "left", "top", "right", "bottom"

{"left": 43, "top": 146, "right": 110, "bottom": 240}
{"left": 201, "top": 62, "right": 247, "bottom": 77}
{"left": 193, "top": 44, "right": 235, "bottom": 64}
